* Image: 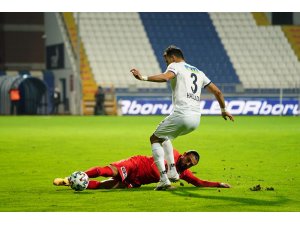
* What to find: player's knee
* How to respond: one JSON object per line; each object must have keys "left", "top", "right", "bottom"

{"left": 109, "top": 165, "right": 119, "bottom": 177}
{"left": 150, "top": 134, "right": 164, "bottom": 144}
{"left": 150, "top": 135, "right": 156, "bottom": 143}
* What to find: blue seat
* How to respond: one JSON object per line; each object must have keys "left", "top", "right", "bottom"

{"left": 140, "top": 12, "right": 240, "bottom": 88}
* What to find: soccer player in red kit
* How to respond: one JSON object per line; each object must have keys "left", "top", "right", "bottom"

{"left": 53, "top": 149, "right": 230, "bottom": 190}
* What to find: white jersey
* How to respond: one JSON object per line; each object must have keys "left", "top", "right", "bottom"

{"left": 165, "top": 62, "right": 211, "bottom": 114}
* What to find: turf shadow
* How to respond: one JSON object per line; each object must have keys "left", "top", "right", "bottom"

{"left": 54, "top": 188, "right": 95, "bottom": 194}
{"left": 93, "top": 186, "right": 155, "bottom": 192}
{"left": 170, "top": 187, "right": 290, "bottom": 207}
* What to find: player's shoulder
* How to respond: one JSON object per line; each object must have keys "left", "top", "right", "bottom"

{"left": 167, "top": 62, "right": 178, "bottom": 68}
{"left": 173, "top": 148, "right": 181, "bottom": 157}
{"left": 173, "top": 148, "right": 179, "bottom": 153}
{"left": 178, "top": 168, "right": 192, "bottom": 180}
{"left": 183, "top": 63, "right": 201, "bottom": 73}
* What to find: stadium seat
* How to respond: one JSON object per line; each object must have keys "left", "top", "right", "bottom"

{"left": 209, "top": 12, "right": 300, "bottom": 90}
{"left": 139, "top": 12, "right": 240, "bottom": 91}
{"left": 78, "top": 12, "right": 165, "bottom": 90}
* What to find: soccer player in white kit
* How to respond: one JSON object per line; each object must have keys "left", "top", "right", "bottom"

{"left": 130, "top": 45, "right": 234, "bottom": 190}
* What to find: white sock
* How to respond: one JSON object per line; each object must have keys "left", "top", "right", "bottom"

{"left": 151, "top": 143, "right": 168, "bottom": 180}
{"left": 162, "top": 140, "right": 177, "bottom": 174}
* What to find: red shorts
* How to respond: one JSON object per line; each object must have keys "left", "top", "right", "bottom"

{"left": 111, "top": 156, "right": 142, "bottom": 188}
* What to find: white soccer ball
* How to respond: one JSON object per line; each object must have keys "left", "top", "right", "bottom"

{"left": 69, "top": 171, "right": 89, "bottom": 191}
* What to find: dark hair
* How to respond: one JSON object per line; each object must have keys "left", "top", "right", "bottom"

{"left": 186, "top": 150, "right": 200, "bottom": 162}
{"left": 164, "top": 45, "right": 184, "bottom": 59}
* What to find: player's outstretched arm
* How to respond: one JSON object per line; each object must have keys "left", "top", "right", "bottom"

{"left": 206, "top": 82, "right": 234, "bottom": 121}
{"left": 130, "top": 68, "right": 175, "bottom": 82}
{"left": 182, "top": 170, "right": 231, "bottom": 188}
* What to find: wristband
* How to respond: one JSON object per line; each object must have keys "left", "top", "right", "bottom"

{"left": 141, "top": 76, "right": 148, "bottom": 81}
{"left": 221, "top": 108, "right": 226, "bottom": 113}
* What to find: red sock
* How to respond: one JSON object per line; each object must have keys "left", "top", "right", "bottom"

{"left": 87, "top": 180, "right": 101, "bottom": 189}
{"left": 85, "top": 166, "right": 114, "bottom": 178}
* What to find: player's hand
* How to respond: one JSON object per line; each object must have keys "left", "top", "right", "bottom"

{"left": 130, "top": 68, "right": 142, "bottom": 80}
{"left": 219, "top": 183, "right": 231, "bottom": 188}
{"left": 222, "top": 112, "right": 234, "bottom": 122}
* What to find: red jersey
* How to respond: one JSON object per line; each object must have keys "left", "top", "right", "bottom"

{"left": 111, "top": 149, "right": 221, "bottom": 188}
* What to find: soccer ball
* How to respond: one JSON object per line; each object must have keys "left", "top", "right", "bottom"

{"left": 69, "top": 171, "right": 89, "bottom": 191}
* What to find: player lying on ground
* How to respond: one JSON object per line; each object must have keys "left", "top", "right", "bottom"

{"left": 53, "top": 148, "right": 230, "bottom": 190}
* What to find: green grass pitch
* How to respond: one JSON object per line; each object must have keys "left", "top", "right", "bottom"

{"left": 0, "top": 115, "right": 299, "bottom": 212}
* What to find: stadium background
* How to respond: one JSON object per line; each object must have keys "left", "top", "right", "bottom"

{"left": 0, "top": 12, "right": 300, "bottom": 215}
{"left": 0, "top": 12, "right": 299, "bottom": 116}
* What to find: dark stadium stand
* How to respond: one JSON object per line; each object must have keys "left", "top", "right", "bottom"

{"left": 1, "top": 12, "right": 298, "bottom": 116}
{"left": 139, "top": 12, "right": 241, "bottom": 90}
{"left": 0, "top": 70, "right": 54, "bottom": 115}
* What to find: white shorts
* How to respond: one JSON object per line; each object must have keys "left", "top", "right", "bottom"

{"left": 153, "top": 111, "right": 201, "bottom": 140}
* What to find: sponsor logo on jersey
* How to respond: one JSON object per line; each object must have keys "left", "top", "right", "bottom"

{"left": 119, "top": 99, "right": 299, "bottom": 116}
{"left": 121, "top": 166, "right": 127, "bottom": 179}
{"left": 184, "top": 64, "right": 199, "bottom": 73}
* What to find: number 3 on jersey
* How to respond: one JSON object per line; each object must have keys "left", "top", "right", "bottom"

{"left": 190, "top": 73, "right": 198, "bottom": 94}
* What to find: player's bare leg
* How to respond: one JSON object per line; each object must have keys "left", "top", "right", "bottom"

{"left": 150, "top": 135, "right": 176, "bottom": 190}
{"left": 162, "top": 139, "right": 179, "bottom": 182}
